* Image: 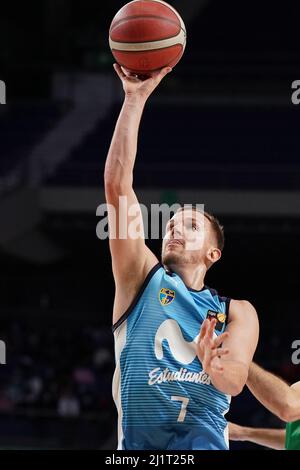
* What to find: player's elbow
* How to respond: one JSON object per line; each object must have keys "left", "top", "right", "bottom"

{"left": 228, "top": 368, "right": 248, "bottom": 397}
{"left": 278, "top": 401, "right": 300, "bottom": 423}
{"left": 216, "top": 382, "right": 244, "bottom": 397}
{"left": 105, "top": 154, "right": 133, "bottom": 190}
{"left": 278, "top": 405, "right": 294, "bottom": 423}
{"left": 105, "top": 176, "right": 118, "bottom": 196}
{"left": 104, "top": 169, "right": 119, "bottom": 190}
{"left": 230, "top": 382, "right": 245, "bottom": 397}
{"left": 104, "top": 173, "right": 132, "bottom": 197}
{"left": 215, "top": 376, "right": 246, "bottom": 397}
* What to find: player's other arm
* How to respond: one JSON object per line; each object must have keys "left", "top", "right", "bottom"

{"left": 247, "top": 364, "right": 300, "bottom": 423}
{"left": 228, "top": 422, "right": 286, "bottom": 450}
{"left": 104, "top": 65, "right": 172, "bottom": 325}
{"left": 198, "top": 300, "right": 259, "bottom": 396}
{"left": 217, "top": 300, "right": 259, "bottom": 395}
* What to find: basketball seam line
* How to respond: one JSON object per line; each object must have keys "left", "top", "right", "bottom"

{"left": 110, "top": 28, "right": 186, "bottom": 45}
{"left": 110, "top": 29, "right": 186, "bottom": 52}
{"left": 110, "top": 14, "right": 182, "bottom": 34}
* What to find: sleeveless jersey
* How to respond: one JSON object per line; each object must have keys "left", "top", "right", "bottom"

{"left": 112, "top": 264, "right": 231, "bottom": 450}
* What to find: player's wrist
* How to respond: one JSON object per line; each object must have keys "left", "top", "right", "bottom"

{"left": 124, "top": 93, "right": 148, "bottom": 107}
{"left": 242, "top": 426, "right": 254, "bottom": 441}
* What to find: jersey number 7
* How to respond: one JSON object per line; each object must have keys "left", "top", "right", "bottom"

{"left": 171, "top": 396, "right": 190, "bottom": 422}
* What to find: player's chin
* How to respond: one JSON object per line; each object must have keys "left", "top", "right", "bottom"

{"left": 162, "top": 251, "right": 181, "bottom": 267}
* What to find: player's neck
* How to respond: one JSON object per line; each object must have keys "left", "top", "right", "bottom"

{"left": 165, "top": 263, "right": 206, "bottom": 291}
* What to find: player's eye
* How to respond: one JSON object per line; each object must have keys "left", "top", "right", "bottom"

{"left": 188, "top": 222, "right": 199, "bottom": 231}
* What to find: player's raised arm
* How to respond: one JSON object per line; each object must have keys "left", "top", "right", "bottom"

{"left": 247, "top": 364, "right": 300, "bottom": 422}
{"left": 197, "top": 300, "right": 259, "bottom": 396}
{"left": 104, "top": 65, "right": 172, "bottom": 325}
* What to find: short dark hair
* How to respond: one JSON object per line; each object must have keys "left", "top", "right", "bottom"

{"left": 176, "top": 205, "right": 225, "bottom": 251}
{"left": 203, "top": 211, "right": 224, "bottom": 251}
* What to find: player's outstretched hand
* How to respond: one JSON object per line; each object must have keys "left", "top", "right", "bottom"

{"left": 113, "top": 63, "right": 172, "bottom": 101}
{"left": 197, "top": 318, "right": 229, "bottom": 375}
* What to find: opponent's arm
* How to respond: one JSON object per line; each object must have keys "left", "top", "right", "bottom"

{"left": 247, "top": 363, "right": 300, "bottom": 422}
{"left": 104, "top": 65, "right": 172, "bottom": 325}
{"left": 197, "top": 300, "right": 259, "bottom": 396}
{"left": 228, "top": 422, "right": 285, "bottom": 450}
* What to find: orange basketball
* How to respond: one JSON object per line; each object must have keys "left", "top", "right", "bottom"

{"left": 109, "top": 0, "right": 187, "bottom": 75}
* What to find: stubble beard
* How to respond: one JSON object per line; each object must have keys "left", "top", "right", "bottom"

{"left": 162, "top": 249, "right": 201, "bottom": 270}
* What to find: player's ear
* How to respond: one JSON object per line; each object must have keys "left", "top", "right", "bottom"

{"left": 207, "top": 247, "right": 222, "bottom": 265}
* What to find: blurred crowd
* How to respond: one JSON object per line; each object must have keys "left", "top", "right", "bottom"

{"left": 0, "top": 320, "right": 114, "bottom": 418}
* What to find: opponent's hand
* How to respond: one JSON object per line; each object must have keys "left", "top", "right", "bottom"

{"left": 113, "top": 63, "right": 172, "bottom": 100}
{"left": 228, "top": 422, "right": 246, "bottom": 441}
{"left": 197, "top": 318, "right": 229, "bottom": 375}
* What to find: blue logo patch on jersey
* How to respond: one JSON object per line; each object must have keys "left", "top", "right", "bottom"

{"left": 159, "top": 288, "right": 175, "bottom": 306}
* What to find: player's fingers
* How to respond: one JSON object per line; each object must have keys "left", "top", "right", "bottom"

{"left": 199, "top": 319, "right": 209, "bottom": 340}
{"left": 120, "top": 65, "right": 133, "bottom": 77}
{"left": 158, "top": 66, "right": 173, "bottom": 79}
{"left": 113, "top": 63, "right": 127, "bottom": 80}
{"left": 212, "top": 366, "right": 224, "bottom": 373}
{"left": 120, "top": 67, "right": 145, "bottom": 82}
{"left": 214, "top": 332, "right": 229, "bottom": 348}
{"left": 153, "top": 67, "right": 172, "bottom": 84}
{"left": 208, "top": 318, "right": 217, "bottom": 339}
{"left": 211, "top": 348, "right": 229, "bottom": 358}
{"left": 203, "top": 335, "right": 214, "bottom": 350}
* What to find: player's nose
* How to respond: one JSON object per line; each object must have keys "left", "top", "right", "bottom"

{"left": 172, "top": 223, "right": 184, "bottom": 240}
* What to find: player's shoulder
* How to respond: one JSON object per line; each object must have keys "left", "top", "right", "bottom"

{"left": 204, "top": 286, "right": 232, "bottom": 312}
{"left": 204, "top": 286, "right": 230, "bottom": 302}
{"left": 228, "top": 299, "right": 258, "bottom": 322}
{"left": 230, "top": 299, "right": 257, "bottom": 312}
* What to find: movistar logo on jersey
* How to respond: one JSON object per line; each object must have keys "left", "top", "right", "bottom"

{"left": 159, "top": 288, "right": 175, "bottom": 306}
{"left": 155, "top": 319, "right": 199, "bottom": 365}
{"left": 149, "top": 319, "right": 213, "bottom": 386}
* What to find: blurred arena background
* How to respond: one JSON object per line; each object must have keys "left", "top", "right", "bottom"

{"left": 0, "top": 0, "right": 300, "bottom": 449}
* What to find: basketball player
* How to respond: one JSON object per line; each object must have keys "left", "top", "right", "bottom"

{"left": 229, "top": 362, "right": 300, "bottom": 449}
{"left": 105, "top": 64, "right": 259, "bottom": 450}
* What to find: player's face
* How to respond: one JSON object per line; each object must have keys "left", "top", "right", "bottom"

{"left": 162, "top": 209, "right": 211, "bottom": 268}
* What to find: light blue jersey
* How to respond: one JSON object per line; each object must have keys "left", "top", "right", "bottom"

{"left": 112, "top": 264, "right": 231, "bottom": 450}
